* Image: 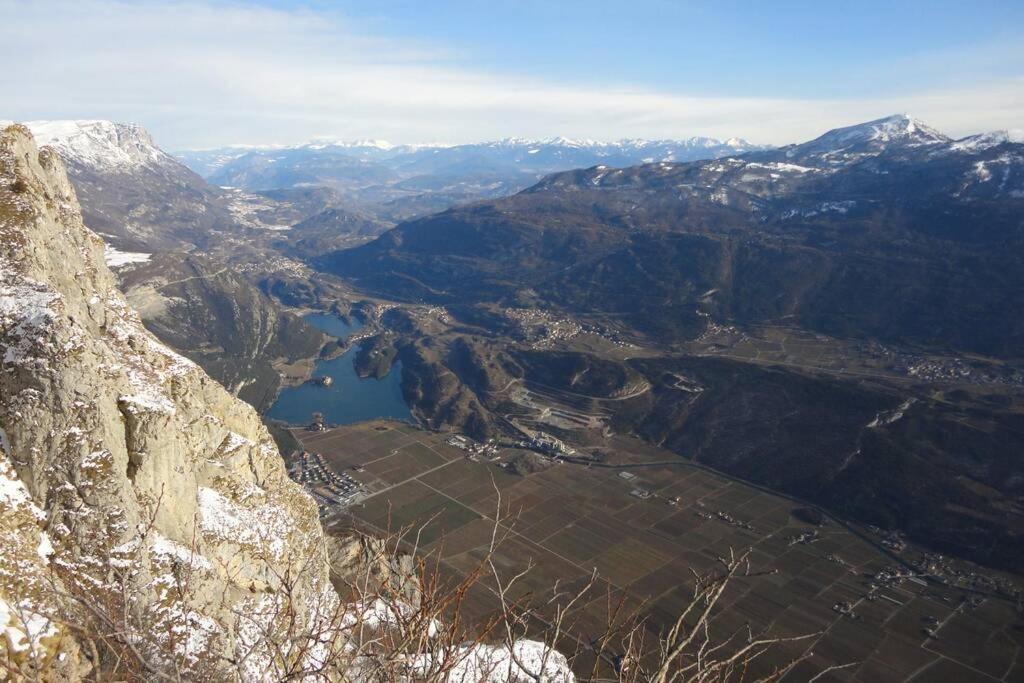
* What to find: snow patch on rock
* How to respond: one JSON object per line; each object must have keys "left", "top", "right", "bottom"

{"left": 197, "top": 487, "right": 293, "bottom": 559}
{"left": 150, "top": 533, "right": 212, "bottom": 571}
{"left": 104, "top": 245, "right": 151, "bottom": 268}
{"left": 410, "top": 639, "right": 575, "bottom": 682}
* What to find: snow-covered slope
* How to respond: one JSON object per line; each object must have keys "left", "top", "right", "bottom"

{"left": 948, "top": 129, "right": 1024, "bottom": 153}
{"left": 774, "top": 114, "right": 952, "bottom": 168}
{"left": 10, "top": 120, "right": 236, "bottom": 251}
{"left": 24, "top": 120, "right": 173, "bottom": 171}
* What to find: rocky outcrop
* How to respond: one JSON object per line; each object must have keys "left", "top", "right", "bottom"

{"left": 325, "top": 533, "right": 418, "bottom": 604}
{"left": 0, "top": 125, "right": 337, "bottom": 679}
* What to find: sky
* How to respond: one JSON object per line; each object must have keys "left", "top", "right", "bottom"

{"left": 2, "top": 0, "right": 1022, "bottom": 149}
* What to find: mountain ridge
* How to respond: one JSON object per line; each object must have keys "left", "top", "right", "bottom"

{"left": 22, "top": 120, "right": 173, "bottom": 171}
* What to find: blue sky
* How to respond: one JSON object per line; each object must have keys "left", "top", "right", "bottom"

{"left": 2, "top": 1, "right": 1022, "bottom": 148}
{"left": 323, "top": 0, "right": 1024, "bottom": 96}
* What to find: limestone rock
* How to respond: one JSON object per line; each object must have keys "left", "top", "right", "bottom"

{"left": 0, "top": 124, "right": 337, "bottom": 679}
{"left": 325, "top": 532, "right": 418, "bottom": 605}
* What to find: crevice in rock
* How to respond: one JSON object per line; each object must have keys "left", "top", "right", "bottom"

{"left": 116, "top": 399, "right": 141, "bottom": 482}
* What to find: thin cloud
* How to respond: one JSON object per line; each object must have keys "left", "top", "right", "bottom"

{"left": 1, "top": 0, "right": 1021, "bottom": 149}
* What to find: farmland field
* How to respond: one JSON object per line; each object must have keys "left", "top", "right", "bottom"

{"left": 295, "top": 421, "right": 1024, "bottom": 681}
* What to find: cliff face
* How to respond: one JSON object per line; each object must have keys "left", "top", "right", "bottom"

{"left": 0, "top": 125, "right": 337, "bottom": 678}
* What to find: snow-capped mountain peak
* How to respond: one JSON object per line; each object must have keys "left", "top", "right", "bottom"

{"left": 23, "top": 120, "right": 172, "bottom": 171}
{"left": 541, "top": 135, "right": 599, "bottom": 148}
{"left": 813, "top": 114, "right": 950, "bottom": 149}
{"left": 947, "top": 129, "right": 1023, "bottom": 153}
{"left": 308, "top": 138, "right": 398, "bottom": 151}
{"left": 774, "top": 114, "right": 955, "bottom": 167}
{"left": 866, "top": 114, "right": 947, "bottom": 143}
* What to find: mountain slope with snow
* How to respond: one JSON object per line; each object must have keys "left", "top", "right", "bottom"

{"left": 767, "top": 114, "right": 952, "bottom": 168}
{"left": 17, "top": 120, "right": 233, "bottom": 251}
{"left": 24, "top": 120, "right": 174, "bottom": 171}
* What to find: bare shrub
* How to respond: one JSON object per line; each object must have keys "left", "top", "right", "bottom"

{"left": 6, "top": 484, "right": 839, "bottom": 682}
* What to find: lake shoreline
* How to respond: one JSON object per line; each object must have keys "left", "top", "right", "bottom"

{"left": 265, "top": 313, "right": 412, "bottom": 428}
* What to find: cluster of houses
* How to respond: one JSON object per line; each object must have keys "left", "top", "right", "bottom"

{"left": 901, "top": 357, "right": 1024, "bottom": 387}
{"left": 502, "top": 307, "right": 583, "bottom": 348}
{"left": 868, "top": 525, "right": 908, "bottom": 552}
{"left": 529, "top": 432, "right": 576, "bottom": 458}
{"left": 910, "top": 552, "right": 1021, "bottom": 601}
{"left": 617, "top": 471, "right": 686, "bottom": 505}
{"left": 446, "top": 435, "right": 501, "bottom": 461}
{"left": 695, "top": 508, "right": 756, "bottom": 532}
{"left": 788, "top": 530, "right": 821, "bottom": 546}
{"left": 289, "top": 450, "right": 362, "bottom": 515}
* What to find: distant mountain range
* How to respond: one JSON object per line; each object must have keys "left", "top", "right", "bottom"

{"left": 178, "top": 135, "right": 768, "bottom": 180}
{"left": 176, "top": 135, "right": 771, "bottom": 221}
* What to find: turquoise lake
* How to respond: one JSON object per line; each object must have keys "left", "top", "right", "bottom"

{"left": 266, "top": 313, "right": 411, "bottom": 426}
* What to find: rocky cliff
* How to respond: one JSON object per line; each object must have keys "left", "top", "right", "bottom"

{"left": 0, "top": 124, "right": 574, "bottom": 682}
{"left": 0, "top": 124, "right": 337, "bottom": 679}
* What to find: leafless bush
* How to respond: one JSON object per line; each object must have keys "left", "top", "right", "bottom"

{"left": 5, "top": 483, "right": 838, "bottom": 682}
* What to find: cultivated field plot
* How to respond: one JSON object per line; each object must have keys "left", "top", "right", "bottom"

{"left": 296, "top": 422, "right": 1024, "bottom": 681}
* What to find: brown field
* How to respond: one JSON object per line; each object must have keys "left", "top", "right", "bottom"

{"left": 295, "top": 421, "right": 1024, "bottom": 682}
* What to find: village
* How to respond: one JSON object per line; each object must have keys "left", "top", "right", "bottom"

{"left": 287, "top": 449, "right": 363, "bottom": 515}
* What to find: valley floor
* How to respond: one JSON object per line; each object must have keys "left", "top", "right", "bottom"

{"left": 295, "top": 420, "right": 1024, "bottom": 682}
